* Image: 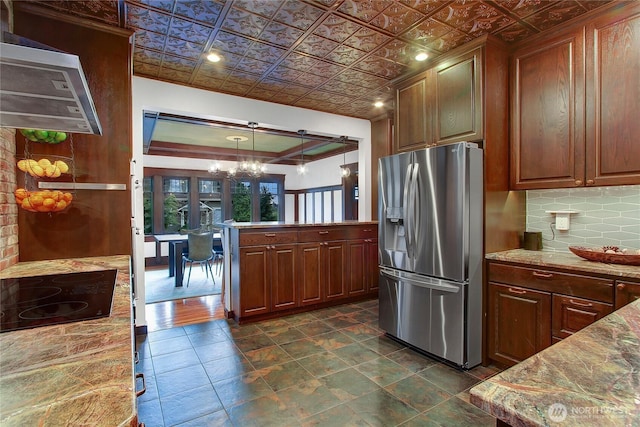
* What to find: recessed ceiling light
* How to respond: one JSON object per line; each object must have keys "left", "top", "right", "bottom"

{"left": 415, "top": 52, "right": 429, "bottom": 61}
{"left": 207, "top": 53, "right": 222, "bottom": 63}
{"left": 374, "top": 101, "right": 384, "bottom": 108}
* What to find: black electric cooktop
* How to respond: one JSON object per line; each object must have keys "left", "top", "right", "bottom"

{"left": 0, "top": 269, "right": 117, "bottom": 333}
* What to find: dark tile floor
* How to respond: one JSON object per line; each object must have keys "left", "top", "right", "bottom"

{"left": 135, "top": 299, "right": 501, "bottom": 427}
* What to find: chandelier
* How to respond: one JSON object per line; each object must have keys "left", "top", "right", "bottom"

{"left": 242, "top": 121, "right": 266, "bottom": 177}
{"left": 297, "top": 129, "right": 307, "bottom": 175}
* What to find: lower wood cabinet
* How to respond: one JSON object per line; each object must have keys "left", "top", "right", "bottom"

{"left": 615, "top": 280, "right": 640, "bottom": 309}
{"left": 298, "top": 240, "right": 347, "bottom": 304}
{"left": 347, "top": 237, "right": 379, "bottom": 296}
{"left": 487, "top": 261, "right": 616, "bottom": 367}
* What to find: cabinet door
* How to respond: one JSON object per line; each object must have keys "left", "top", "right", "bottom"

{"left": 270, "top": 244, "right": 297, "bottom": 312}
{"left": 488, "top": 283, "right": 552, "bottom": 367}
{"left": 615, "top": 281, "right": 640, "bottom": 309}
{"left": 510, "top": 30, "right": 585, "bottom": 189}
{"left": 366, "top": 238, "right": 379, "bottom": 293}
{"left": 552, "top": 294, "right": 612, "bottom": 339}
{"left": 395, "top": 71, "right": 433, "bottom": 152}
{"left": 347, "top": 240, "right": 367, "bottom": 296}
{"left": 238, "top": 246, "right": 270, "bottom": 317}
{"left": 435, "top": 48, "right": 483, "bottom": 144}
{"left": 299, "top": 243, "right": 323, "bottom": 306}
{"left": 586, "top": 9, "right": 640, "bottom": 186}
{"left": 325, "top": 241, "right": 347, "bottom": 300}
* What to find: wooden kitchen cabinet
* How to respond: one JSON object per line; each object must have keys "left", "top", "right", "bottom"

{"left": 615, "top": 280, "right": 640, "bottom": 309}
{"left": 487, "top": 261, "right": 614, "bottom": 367}
{"left": 395, "top": 71, "right": 433, "bottom": 152}
{"left": 511, "top": 3, "right": 640, "bottom": 189}
{"left": 488, "top": 282, "right": 552, "bottom": 367}
{"left": 346, "top": 225, "right": 379, "bottom": 296}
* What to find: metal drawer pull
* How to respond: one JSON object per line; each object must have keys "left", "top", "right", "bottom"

{"left": 135, "top": 372, "right": 146, "bottom": 397}
{"left": 569, "top": 299, "right": 593, "bottom": 308}
{"left": 264, "top": 233, "right": 276, "bottom": 237}
{"left": 532, "top": 271, "right": 553, "bottom": 279}
{"left": 617, "top": 284, "right": 626, "bottom": 290}
{"left": 508, "top": 287, "right": 527, "bottom": 294}
{"left": 318, "top": 231, "right": 329, "bottom": 235}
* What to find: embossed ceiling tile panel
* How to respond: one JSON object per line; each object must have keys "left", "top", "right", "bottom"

{"left": 224, "top": 70, "right": 261, "bottom": 86}
{"left": 279, "top": 83, "right": 312, "bottom": 97}
{"left": 354, "top": 56, "right": 406, "bottom": 78}
{"left": 234, "top": 57, "right": 273, "bottom": 75}
{"left": 35, "top": 0, "right": 120, "bottom": 25}
{"left": 210, "top": 50, "right": 244, "bottom": 68}
{"left": 267, "top": 65, "right": 304, "bottom": 82}
{"left": 168, "top": 17, "right": 213, "bottom": 44}
{"left": 222, "top": 8, "right": 270, "bottom": 38}
{"left": 192, "top": 75, "right": 224, "bottom": 90}
{"left": 338, "top": 0, "right": 395, "bottom": 23}
{"left": 325, "top": 45, "right": 367, "bottom": 65}
{"left": 321, "top": 80, "right": 369, "bottom": 96}
{"left": 234, "top": 0, "right": 282, "bottom": 19}
{"left": 271, "top": 93, "right": 302, "bottom": 104}
{"left": 403, "top": 18, "right": 453, "bottom": 49}
{"left": 129, "top": 0, "right": 173, "bottom": 13}
{"left": 134, "top": 62, "right": 161, "bottom": 76}
{"left": 133, "top": 30, "right": 167, "bottom": 51}
{"left": 434, "top": 1, "right": 503, "bottom": 34}
{"left": 164, "top": 37, "right": 205, "bottom": 60}
{"left": 259, "top": 22, "right": 305, "bottom": 48}
{"left": 245, "top": 43, "right": 287, "bottom": 64}
{"left": 295, "top": 34, "right": 340, "bottom": 58}
{"left": 197, "top": 62, "right": 233, "bottom": 79}
{"left": 174, "top": 0, "right": 224, "bottom": 22}
{"left": 127, "top": 3, "right": 171, "bottom": 33}
{"left": 220, "top": 82, "right": 252, "bottom": 95}
{"left": 333, "top": 69, "right": 385, "bottom": 88}
{"left": 279, "top": 52, "right": 317, "bottom": 70}
{"left": 314, "top": 14, "right": 362, "bottom": 42}
{"left": 494, "top": 21, "right": 535, "bottom": 43}
{"left": 273, "top": 2, "right": 325, "bottom": 30}
{"left": 158, "top": 68, "right": 192, "bottom": 83}
{"left": 295, "top": 73, "right": 329, "bottom": 88}
{"left": 486, "top": 0, "right": 556, "bottom": 19}
{"left": 256, "top": 79, "right": 291, "bottom": 92}
{"left": 524, "top": 1, "right": 588, "bottom": 32}
{"left": 134, "top": 48, "right": 164, "bottom": 66}
{"left": 247, "top": 87, "right": 278, "bottom": 101}
{"left": 343, "top": 27, "right": 392, "bottom": 52}
{"left": 430, "top": 29, "right": 474, "bottom": 52}
{"left": 372, "top": 39, "right": 413, "bottom": 64}
{"left": 579, "top": 0, "right": 613, "bottom": 12}
{"left": 305, "top": 60, "right": 345, "bottom": 78}
{"left": 162, "top": 53, "right": 198, "bottom": 73}
{"left": 212, "top": 31, "right": 254, "bottom": 55}
{"left": 369, "top": 2, "right": 425, "bottom": 34}
{"left": 399, "top": 0, "right": 453, "bottom": 15}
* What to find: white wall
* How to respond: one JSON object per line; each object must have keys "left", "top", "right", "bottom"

{"left": 131, "top": 76, "right": 372, "bottom": 326}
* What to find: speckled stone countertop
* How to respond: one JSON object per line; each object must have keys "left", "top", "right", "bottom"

{"left": 0, "top": 256, "right": 136, "bottom": 426}
{"left": 486, "top": 249, "right": 640, "bottom": 279}
{"left": 216, "top": 220, "right": 377, "bottom": 229}
{"left": 470, "top": 298, "right": 640, "bottom": 426}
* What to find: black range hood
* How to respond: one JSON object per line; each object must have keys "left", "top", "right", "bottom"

{"left": 0, "top": 32, "right": 102, "bottom": 135}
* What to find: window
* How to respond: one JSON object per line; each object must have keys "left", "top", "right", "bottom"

{"left": 163, "top": 177, "right": 189, "bottom": 232}
{"left": 143, "top": 177, "right": 153, "bottom": 234}
{"left": 259, "top": 181, "right": 279, "bottom": 221}
{"left": 231, "top": 180, "right": 252, "bottom": 222}
{"left": 199, "top": 178, "right": 222, "bottom": 229}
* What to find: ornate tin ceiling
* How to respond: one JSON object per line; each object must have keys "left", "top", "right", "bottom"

{"left": 26, "top": 0, "right": 615, "bottom": 121}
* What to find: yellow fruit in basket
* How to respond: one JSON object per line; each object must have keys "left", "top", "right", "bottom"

{"left": 17, "top": 160, "right": 28, "bottom": 172}
{"left": 63, "top": 192, "right": 73, "bottom": 202}
{"left": 31, "top": 165, "right": 45, "bottom": 177}
{"left": 40, "top": 190, "right": 52, "bottom": 199}
{"left": 38, "top": 158, "right": 52, "bottom": 168}
{"left": 21, "top": 198, "right": 35, "bottom": 211}
{"left": 44, "top": 165, "right": 56, "bottom": 177}
{"left": 54, "top": 200, "right": 67, "bottom": 211}
{"left": 54, "top": 160, "right": 69, "bottom": 174}
{"left": 15, "top": 188, "right": 28, "bottom": 199}
{"left": 30, "top": 194, "right": 44, "bottom": 207}
{"left": 42, "top": 198, "right": 56, "bottom": 209}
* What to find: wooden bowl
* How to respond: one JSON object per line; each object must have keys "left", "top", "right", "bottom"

{"left": 569, "top": 246, "right": 640, "bottom": 266}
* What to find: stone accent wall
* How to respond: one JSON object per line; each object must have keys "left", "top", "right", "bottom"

{"left": 0, "top": 127, "right": 18, "bottom": 269}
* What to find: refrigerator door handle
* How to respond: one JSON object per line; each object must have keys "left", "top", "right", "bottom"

{"left": 409, "top": 162, "right": 420, "bottom": 259}
{"left": 403, "top": 163, "right": 414, "bottom": 258}
{"left": 379, "top": 267, "right": 461, "bottom": 293}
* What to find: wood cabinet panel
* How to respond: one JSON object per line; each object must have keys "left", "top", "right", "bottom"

{"left": 366, "top": 238, "right": 379, "bottom": 293}
{"left": 238, "top": 246, "right": 269, "bottom": 317}
{"left": 586, "top": 8, "right": 640, "bottom": 186}
{"left": 615, "top": 281, "right": 640, "bottom": 309}
{"left": 552, "top": 294, "right": 612, "bottom": 339}
{"left": 325, "top": 242, "right": 347, "bottom": 300}
{"left": 299, "top": 243, "right": 323, "bottom": 306}
{"left": 298, "top": 228, "right": 346, "bottom": 243}
{"left": 239, "top": 231, "right": 298, "bottom": 246}
{"left": 270, "top": 244, "right": 297, "bottom": 311}
{"left": 347, "top": 240, "right": 367, "bottom": 296}
{"left": 395, "top": 73, "right": 431, "bottom": 152}
{"left": 488, "top": 283, "right": 552, "bottom": 366}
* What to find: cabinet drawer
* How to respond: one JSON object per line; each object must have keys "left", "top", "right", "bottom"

{"left": 239, "top": 231, "right": 298, "bottom": 246}
{"left": 345, "top": 225, "right": 377, "bottom": 240}
{"left": 552, "top": 294, "right": 612, "bottom": 339}
{"left": 489, "top": 263, "right": 613, "bottom": 303}
{"left": 298, "top": 228, "right": 347, "bottom": 242}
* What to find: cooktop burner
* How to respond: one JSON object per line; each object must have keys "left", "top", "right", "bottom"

{"left": 0, "top": 269, "right": 117, "bottom": 333}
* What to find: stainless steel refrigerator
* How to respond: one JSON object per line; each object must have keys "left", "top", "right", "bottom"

{"left": 378, "top": 142, "right": 483, "bottom": 369}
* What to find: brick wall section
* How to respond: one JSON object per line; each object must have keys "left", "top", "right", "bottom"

{"left": 0, "top": 127, "right": 18, "bottom": 270}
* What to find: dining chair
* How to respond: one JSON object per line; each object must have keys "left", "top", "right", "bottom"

{"left": 212, "top": 235, "right": 224, "bottom": 275}
{"left": 182, "top": 231, "right": 215, "bottom": 287}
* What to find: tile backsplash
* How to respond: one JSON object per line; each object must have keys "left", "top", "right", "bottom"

{"left": 526, "top": 185, "right": 640, "bottom": 253}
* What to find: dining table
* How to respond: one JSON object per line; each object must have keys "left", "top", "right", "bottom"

{"left": 153, "top": 233, "right": 221, "bottom": 287}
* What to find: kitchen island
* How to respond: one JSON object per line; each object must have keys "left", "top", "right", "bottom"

{"left": 472, "top": 248, "right": 640, "bottom": 426}
{"left": 218, "top": 221, "right": 378, "bottom": 323}
{"left": 0, "top": 255, "right": 137, "bottom": 426}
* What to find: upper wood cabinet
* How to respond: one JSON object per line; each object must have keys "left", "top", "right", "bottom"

{"left": 511, "top": 3, "right": 640, "bottom": 189}
{"left": 395, "top": 47, "right": 482, "bottom": 152}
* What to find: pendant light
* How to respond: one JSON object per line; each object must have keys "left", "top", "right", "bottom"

{"left": 244, "top": 121, "right": 265, "bottom": 177}
{"left": 227, "top": 136, "right": 242, "bottom": 179}
{"left": 340, "top": 136, "right": 351, "bottom": 178}
{"left": 297, "top": 129, "right": 307, "bottom": 175}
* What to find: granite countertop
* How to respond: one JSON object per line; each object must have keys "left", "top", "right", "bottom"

{"left": 0, "top": 255, "right": 136, "bottom": 426}
{"left": 486, "top": 249, "right": 640, "bottom": 279}
{"left": 470, "top": 298, "right": 640, "bottom": 426}
{"left": 217, "top": 220, "right": 378, "bottom": 229}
